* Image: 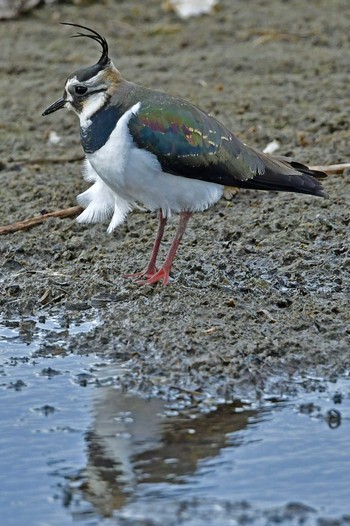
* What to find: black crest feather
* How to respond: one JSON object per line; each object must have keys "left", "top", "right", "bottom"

{"left": 61, "top": 23, "right": 109, "bottom": 66}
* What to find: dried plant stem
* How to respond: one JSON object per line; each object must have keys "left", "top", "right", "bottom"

{"left": 0, "top": 206, "right": 83, "bottom": 236}
{"left": 309, "top": 162, "right": 350, "bottom": 174}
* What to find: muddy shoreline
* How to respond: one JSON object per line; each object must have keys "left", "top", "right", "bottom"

{"left": 1, "top": 0, "right": 349, "bottom": 402}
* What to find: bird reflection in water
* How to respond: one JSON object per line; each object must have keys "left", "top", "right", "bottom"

{"left": 61, "top": 388, "right": 256, "bottom": 518}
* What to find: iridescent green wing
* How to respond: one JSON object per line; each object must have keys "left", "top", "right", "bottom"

{"left": 127, "top": 91, "right": 265, "bottom": 186}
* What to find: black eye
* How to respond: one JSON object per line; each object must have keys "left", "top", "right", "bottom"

{"left": 75, "top": 85, "right": 88, "bottom": 95}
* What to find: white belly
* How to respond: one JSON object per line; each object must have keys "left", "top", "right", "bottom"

{"left": 77, "top": 102, "right": 224, "bottom": 232}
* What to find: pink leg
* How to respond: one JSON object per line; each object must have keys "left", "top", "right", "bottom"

{"left": 125, "top": 210, "right": 167, "bottom": 279}
{"left": 140, "top": 211, "right": 192, "bottom": 286}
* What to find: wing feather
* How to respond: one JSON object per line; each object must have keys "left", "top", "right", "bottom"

{"left": 127, "top": 90, "right": 326, "bottom": 197}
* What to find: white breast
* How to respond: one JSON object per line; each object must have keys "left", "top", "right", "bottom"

{"left": 78, "top": 102, "right": 224, "bottom": 232}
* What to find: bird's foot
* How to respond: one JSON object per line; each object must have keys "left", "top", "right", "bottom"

{"left": 124, "top": 266, "right": 158, "bottom": 280}
{"left": 137, "top": 266, "right": 170, "bottom": 286}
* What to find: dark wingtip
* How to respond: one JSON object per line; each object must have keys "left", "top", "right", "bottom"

{"left": 312, "top": 170, "right": 328, "bottom": 180}
{"left": 290, "top": 161, "right": 328, "bottom": 180}
{"left": 288, "top": 161, "right": 328, "bottom": 197}
{"left": 296, "top": 173, "right": 328, "bottom": 198}
{"left": 315, "top": 189, "right": 328, "bottom": 199}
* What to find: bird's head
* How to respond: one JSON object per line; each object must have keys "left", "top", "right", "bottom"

{"left": 42, "top": 23, "right": 121, "bottom": 121}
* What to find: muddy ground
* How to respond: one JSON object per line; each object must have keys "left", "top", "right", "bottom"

{"left": 1, "top": 0, "right": 349, "bottom": 401}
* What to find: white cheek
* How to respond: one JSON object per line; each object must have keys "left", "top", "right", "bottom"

{"left": 79, "top": 92, "right": 107, "bottom": 127}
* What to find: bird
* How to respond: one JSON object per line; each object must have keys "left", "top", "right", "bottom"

{"left": 43, "top": 23, "right": 327, "bottom": 286}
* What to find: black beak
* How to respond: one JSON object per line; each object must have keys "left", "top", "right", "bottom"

{"left": 42, "top": 97, "right": 67, "bottom": 116}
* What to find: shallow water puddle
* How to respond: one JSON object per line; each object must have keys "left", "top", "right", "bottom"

{"left": 1, "top": 316, "right": 349, "bottom": 526}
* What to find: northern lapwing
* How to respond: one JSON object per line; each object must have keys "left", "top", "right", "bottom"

{"left": 43, "top": 23, "right": 327, "bottom": 286}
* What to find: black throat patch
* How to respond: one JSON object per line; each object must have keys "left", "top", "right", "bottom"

{"left": 80, "top": 103, "right": 125, "bottom": 154}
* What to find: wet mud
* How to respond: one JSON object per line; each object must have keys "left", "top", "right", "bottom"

{"left": 1, "top": 1, "right": 350, "bottom": 407}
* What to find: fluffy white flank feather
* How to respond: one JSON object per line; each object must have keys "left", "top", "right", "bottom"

{"left": 77, "top": 160, "right": 132, "bottom": 232}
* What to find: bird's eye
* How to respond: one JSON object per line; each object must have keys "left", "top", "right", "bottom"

{"left": 75, "top": 85, "right": 88, "bottom": 95}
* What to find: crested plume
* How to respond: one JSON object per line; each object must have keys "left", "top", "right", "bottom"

{"left": 61, "top": 23, "right": 110, "bottom": 66}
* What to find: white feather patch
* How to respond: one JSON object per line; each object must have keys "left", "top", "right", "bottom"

{"left": 107, "top": 196, "right": 132, "bottom": 233}
{"left": 123, "top": 146, "right": 223, "bottom": 217}
{"left": 77, "top": 160, "right": 131, "bottom": 231}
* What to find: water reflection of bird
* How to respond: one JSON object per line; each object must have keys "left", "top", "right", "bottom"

{"left": 68, "top": 388, "right": 255, "bottom": 518}
{"left": 43, "top": 24, "right": 327, "bottom": 286}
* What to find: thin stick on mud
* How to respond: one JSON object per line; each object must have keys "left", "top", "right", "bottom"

{"left": 10, "top": 156, "right": 85, "bottom": 165}
{"left": 309, "top": 163, "right": 350, "bottom": 174}
{"left": 0, "top": 206, "right": 83, "bottom": 235}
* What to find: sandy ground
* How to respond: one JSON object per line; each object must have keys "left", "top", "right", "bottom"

{"left": 1, "top": 0, "right": 350, "bottom": 401}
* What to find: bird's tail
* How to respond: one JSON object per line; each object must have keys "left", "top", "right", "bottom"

{"left": 235, "top": 150, "right": 328, "bottom": 197}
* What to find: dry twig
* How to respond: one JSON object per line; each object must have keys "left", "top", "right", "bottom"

{"left": 0, "top": 206, "right": 83, "bottom": 235}
{"left": 309, "top": 162, "right": 350, "bottom": 174}
{"left": 7, "top": 156, "right": 84, "bottom": 165}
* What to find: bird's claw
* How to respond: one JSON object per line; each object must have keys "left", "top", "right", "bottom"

{"left": 136, "top": 267, "right": 170, "bottom": 286}
{"left": 123, "top": 267, "right": 158, "bottom": 280}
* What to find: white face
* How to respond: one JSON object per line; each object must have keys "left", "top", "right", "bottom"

{"left": 64, "top": 71, "right": 108, "bottom": 123}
